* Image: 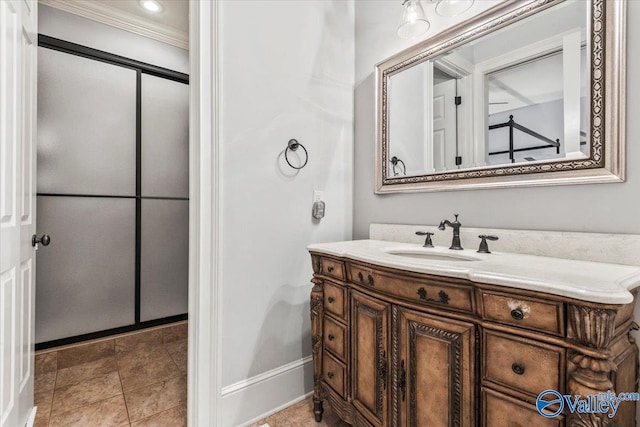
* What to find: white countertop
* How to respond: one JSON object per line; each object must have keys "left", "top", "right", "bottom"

{"left": 307, "top": 240, "right": 640, "bottom": 304}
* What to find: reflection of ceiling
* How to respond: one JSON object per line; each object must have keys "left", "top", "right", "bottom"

{"left": 488, "top": 52, "right": 563, "bottom": 114}
{"left": 453, "top": 0, "right": 586, "bottom": 65}
{"left": 488, "top": 48, "right": 587, "bottom": 115}
{"left": 39, "top": 0, "right": 189, "bottom": 49}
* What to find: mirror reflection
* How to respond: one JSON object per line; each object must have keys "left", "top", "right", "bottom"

{"left": 387, "top": 1, "right": 588, "bottom": 178}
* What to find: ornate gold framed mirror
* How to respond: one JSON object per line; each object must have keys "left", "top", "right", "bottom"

{"left": 375, "top": 0, "right": 625, "bottom": 193}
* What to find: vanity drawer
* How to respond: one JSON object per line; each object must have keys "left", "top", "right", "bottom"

{"left": 348, "top": 263, "right": 474, "bottom": 313}
{"left": 480, "top": 290, "right": 564, "bottom": 336}
{"left": 483, "top": 330, "right": 564, "bottom": 401}
{"left": 319, "top": 257, "right": 345, "bottom": 281}
{"left": 324, "top": 282, "right": 347, "bottom": 320}
{"left": 323, "top": 350, "right": 347, "bottom": 398}
{"left": 482, "top": 388, "right": 563, "bottom": 427}
{"left": 324, "top": 315, "right": 347, "bottom": 361}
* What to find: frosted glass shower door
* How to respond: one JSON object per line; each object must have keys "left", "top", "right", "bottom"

{"left": 140, "top": 74, "right": 189, "bottom": 322}
{"left": 36, "top": 47, "right": 137, "bottom": 343}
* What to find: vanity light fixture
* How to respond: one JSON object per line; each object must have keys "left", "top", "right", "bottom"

{"left": 434, "top": 0, "right": 474, "bottom": 17}
{"left": 397, "top": 0, "right": 430, "bottom": 39}
{"left": 139, "top": 0, "right": 163, "bottom": 13}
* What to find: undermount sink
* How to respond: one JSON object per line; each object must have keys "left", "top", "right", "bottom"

{"left": 384, "top": 248, "right": 482, "bottom": 262}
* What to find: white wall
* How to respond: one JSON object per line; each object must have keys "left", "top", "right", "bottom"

{"left": 219, "top": 1, "right": 354, "bottom": 424}
{"left": 354, "top": 0, "right": 640, "bottom": 238}
{"left": 39, "top": 4, "right": 188, "bottom": 73}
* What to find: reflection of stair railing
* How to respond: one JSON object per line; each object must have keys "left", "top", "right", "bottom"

{"left": 488, "top": 114, "right": 560, "bottom": 163}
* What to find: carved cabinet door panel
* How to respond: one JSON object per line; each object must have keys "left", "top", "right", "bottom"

{"left": 351, "top": 290, "right": 390, "bottom": 427}
{"left": 396, "top": 307, "right": 476, "bottom": 427}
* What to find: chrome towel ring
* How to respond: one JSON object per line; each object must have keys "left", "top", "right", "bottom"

{"left": 285, "top": 139, "right": 308, "bottom": 170}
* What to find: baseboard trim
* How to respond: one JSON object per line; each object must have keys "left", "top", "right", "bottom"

{"left": 238, "top": 391, "right": 314, "bottom": 427}
{"left": 221, "top": 356, "right": 314, "bottom": 427}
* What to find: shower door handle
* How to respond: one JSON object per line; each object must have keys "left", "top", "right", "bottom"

{"left": 32, "top": 234, "right": 51, "bottom": 247}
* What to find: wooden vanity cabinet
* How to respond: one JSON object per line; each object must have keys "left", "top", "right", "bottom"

{"left": 310, "top": 253, "right": 639, "bottom": 427}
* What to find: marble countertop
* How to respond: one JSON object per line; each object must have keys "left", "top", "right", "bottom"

{"left": 307, "top": 240, "right": 640, "bottom": 304}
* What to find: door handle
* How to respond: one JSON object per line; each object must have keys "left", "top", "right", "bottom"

{"left": 32, "top": 234, "right": 51, "bottom": 247}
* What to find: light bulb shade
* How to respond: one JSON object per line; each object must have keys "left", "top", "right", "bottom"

{"left": 435, "top": 0, "right": 474, "bottom": 17}
{"left": 397, "top": 0, "right": 430, "bottom": 39}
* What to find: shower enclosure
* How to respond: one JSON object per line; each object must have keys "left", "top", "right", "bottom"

{"left": 35, "top": 36, "right": 189, "bottom": 348}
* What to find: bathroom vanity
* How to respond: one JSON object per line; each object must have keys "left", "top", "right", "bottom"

{"left": 308, "top": 240, "right": 640, "bottom": 427}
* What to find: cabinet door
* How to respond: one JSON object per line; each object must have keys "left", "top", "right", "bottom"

{"left": 351, "top": 290, "right": 390, "bottom": 426}
{"left": 397, "top": 307, "right": 475, "bottom": 427}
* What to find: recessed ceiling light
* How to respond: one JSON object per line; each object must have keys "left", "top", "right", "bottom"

{"left": 139, "top": 0, "right": 163, "bottom": 13}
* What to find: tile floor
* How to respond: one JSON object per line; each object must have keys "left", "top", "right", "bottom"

{"left": 34, "top": 322, "right": 187, "bottom": 427}
{"left": 251, "top": 398, "right": 351, "bottom": 427}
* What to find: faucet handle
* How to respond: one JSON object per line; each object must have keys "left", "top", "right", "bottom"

{"left": 477, "top": 235, "right": 499, "bottom": 254}
{"left": 415, "top": 231, "right": 435, "bottom": 248}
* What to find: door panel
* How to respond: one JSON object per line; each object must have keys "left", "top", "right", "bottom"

{"left": 141, "top": 74, "right": 189, "bottom": 198}
{"left": 351, "top": 290, "right": 389, "bottom": 427}
{"left": 0, "top": 0, "right": 37, "bottom": 425}
{"left": 140, "top": 199, "right": 188, "bottom": 322}
{"left": 397, "top": 307, "right": 475, "bottom": 427}
{"left": 432, "top": 78, "right": 457, "bottom": 172}
{"left": 35, "top": 196, "right": 135, "bottom": 343}
{"left": 37, "top": 47, "right": 137, "bottom": 196}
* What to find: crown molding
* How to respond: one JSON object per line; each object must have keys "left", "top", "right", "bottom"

{"left": 39, "top": 0, "right": 188, "bottom": 50}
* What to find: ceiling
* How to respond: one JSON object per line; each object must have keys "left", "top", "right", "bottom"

{"left": 40, "top": 0, "right": 189, "bottom": 49}
{"left": 97, "top": 0, "right": 189, "bottom": 34}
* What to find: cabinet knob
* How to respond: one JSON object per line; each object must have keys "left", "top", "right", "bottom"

{"left": 511, "top": 308, "right": 524, "bottom": 320}
{"left": 358, "top": 272, "right": 364, "bottom": 282}
{"left": 512, "top": 363, "right": 526, "bottom": 375}
{"left": 327, "top": 266, "right": 334, "bottom": 273}
{"left": 328, "top": 334, "right": 335, "bottom": 341}
{"left": 327, "top": 297, "right": 335, "bottom": 303}
{"left": 327, "top": 372, "right": 334, "bottom": 379}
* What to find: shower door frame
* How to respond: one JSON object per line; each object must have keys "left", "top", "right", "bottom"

{"left": 36, "top": 35, "right": 190, "bottom": 350}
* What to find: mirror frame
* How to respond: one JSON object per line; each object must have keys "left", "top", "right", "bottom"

{"left": 375, "top": 0, "right": 626, "bottom": 193}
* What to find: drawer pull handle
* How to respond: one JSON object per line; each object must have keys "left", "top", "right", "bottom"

{"left": 511, "top": 309, "right": 524, "bottom": 320}
{"left": 327, "top": 297, "right": 335, "bottom": 304}
{"left": 327, "top": 372, "right": 334, "bottom": 379}
{"left": 327, "top": 266, "right": 334, "bottom": 273}
{"left": 357, "top": 271, "right": 375, "bottom": 286}
{"left": 417, "top": 288, "right": 450, "bottom": 304}
{"left": 328, "top": 334, "right": 335, "bottom": 341}
{"left": 511, "top": 363, "right": 526, "bottom": 375}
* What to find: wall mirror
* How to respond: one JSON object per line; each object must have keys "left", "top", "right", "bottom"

{"left": 375, "top": 0, "right": 626, "bottom": 193}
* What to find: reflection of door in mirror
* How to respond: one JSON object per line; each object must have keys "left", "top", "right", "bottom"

{"left": 432, "top": 68, "right": 457, "bottom": 172}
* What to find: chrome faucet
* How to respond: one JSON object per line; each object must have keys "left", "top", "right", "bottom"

{"left": 438, "top": 214, "right": 463, "bottom": 250}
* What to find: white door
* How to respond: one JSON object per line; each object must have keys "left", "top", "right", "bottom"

{"left": 1, "top": 0, "right": 37, "bottom": 426}
{"left": 432, "top": 79, "right": 457, "bottom": 171}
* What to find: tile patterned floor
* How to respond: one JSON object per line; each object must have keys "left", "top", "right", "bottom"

{"left": 251, "top": 397, "right": 351, "bottom": 427}
{"left": 34, "top": 322, "right": 187, "bottom": 427}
